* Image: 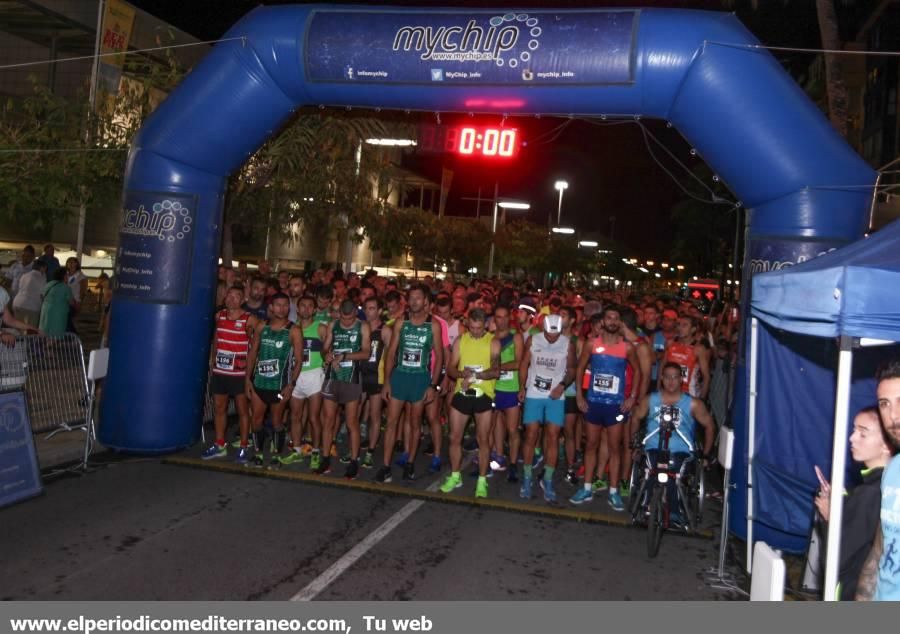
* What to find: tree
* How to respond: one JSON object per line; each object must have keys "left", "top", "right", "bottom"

{"left": 494, "top": 219, "right": 549, "bottom": 276}
{"left": 0, "top": 46, "right": 183, "bottom": 240}
{"left": 666, "top": 164, "right": 737, "bottom": 277}
{"left": 221, "top": 110, "right": 396, "bottom": 265}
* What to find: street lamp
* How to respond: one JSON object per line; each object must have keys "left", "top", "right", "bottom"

{"left": 551, "top": 226, "right": 575, "bottom": 235}
{"left": 364, "top": 138, "right": 417, "bottom": 146}
{"left": 578, "top": 240, "right": 598, "bottom": 248}
{"left": 554, "top": 180, "right": 569, "bottom": 228}
{"left": 488, "top": 198, "right": 530, "bottom": 276}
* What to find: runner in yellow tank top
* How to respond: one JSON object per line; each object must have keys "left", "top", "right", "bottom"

{"left": 441, "top": 309, "right": 502, "bottom": 499}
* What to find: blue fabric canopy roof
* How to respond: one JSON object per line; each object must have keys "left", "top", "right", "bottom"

{"left": 752, "top": 218, "right": 900, "bottom": 341}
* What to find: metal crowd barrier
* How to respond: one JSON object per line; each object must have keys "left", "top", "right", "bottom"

{"left": 0, "top": 333, "right": 89, "bottom": 434}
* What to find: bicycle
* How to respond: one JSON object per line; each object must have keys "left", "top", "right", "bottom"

{"left": 628, "top": 404, "right": 704, "bottom": 557}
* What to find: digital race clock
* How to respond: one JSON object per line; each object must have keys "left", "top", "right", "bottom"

{"left": 417, "top": 124, "right": 521, "bottom": 158}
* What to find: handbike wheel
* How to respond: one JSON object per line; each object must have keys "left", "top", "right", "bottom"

{"left": 628, "top": 461, "right": 644, "bottom": 517}
{"left": 647, "top": 485, "right": 664, "bottom": 558}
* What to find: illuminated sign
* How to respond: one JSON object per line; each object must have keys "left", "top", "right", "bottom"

{"left": 418, "top": 124, "right": 520, "bottom": 158}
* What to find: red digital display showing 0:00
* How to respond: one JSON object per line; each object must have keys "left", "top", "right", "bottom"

{"left": 457, "top": 127, "right": 520, "bottom": 158}
{"left": 416, "top": 124, "right": 521, "bottom": 159}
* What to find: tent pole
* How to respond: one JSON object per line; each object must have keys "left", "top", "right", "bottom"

{"left": 823, "top": 336, "right": 854, "bottom": 601}
{"left": 747, "top": 317, "right": 759, "bottom": 574}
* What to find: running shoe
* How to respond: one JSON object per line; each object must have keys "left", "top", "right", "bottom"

{"left": 309, "top": 451, "right": 322, "bottom": 472}
{"left": 269, "top": 454, "right": 281, "bottom": 469}
{"left": 340, "top": 453, "right": 353, "bottom": 465}
{"left": 279, "top": 450, "right": 304, "bottom": 466}
{"left": 252, "top": 453, "right": 265, "bottom": 468}
{"left": 619, "top": 479, "right": 631, "bottom": 498}
{"left": 315, "top": 457, "right": 332, "bottom": 475}
{"left": 519, "top": 476, "right": 533, "bottom": 500}
{"left": 541, "top": 478, "right": 557, "bottom": 503}
{"left": 234, "top": 447, "right": 250, "bottom": 465}
{"left": 201, "top": 443, "right": 227, "bottom": 460}
{"left": 475, "top": 476, "right": 489, "bottom": 499}
{"left": 231, "top": 436, "right": 253, "bottom": 449}
{"left": 565, "top": 469, "right": 579, "bottom": 486}
{"left": 531, "top": 451, "right": 544, "bottom": 471}
{"left": 489, "top": 454, "right": 507, "bottom": 472}
{"left": 361, "top": 449, "right": 375, "bottom": 469}
{"left": 344, "top": 460, "right": 359, "bottom": 480}
{"left": 402, "top": 462, "right": 415, "bottom": 481}
{"left": 591, "top": 477, "right": 609, "bottom": 492}
{"left": 394, "top": 451, "right": 409, "bottom": 467}
{"left": 439, "top": 472, "right": 463, "bottom": 493}
{"left": 507, "top": 464, "right": 519, "bottom": 483}
{"left": 608, "top": 490, "right": 625, "bottom": 512}
{"left": 428, "top": 456, "right": 441, "bottom": 474}
{"left": 375, "top": 466, "right": 392, "bottom": 483}
{"left": 670, "top": 510, "right": 685, "bottom": 528}
{"left": 570, "top": 488, "right": 594, "bottom": 505}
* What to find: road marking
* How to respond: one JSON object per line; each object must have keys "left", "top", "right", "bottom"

{"left": 290, "top": 460, "right": 465, "bottom": 601}
{"left": 290, "top": 497, "right": 424, "bottom": 601}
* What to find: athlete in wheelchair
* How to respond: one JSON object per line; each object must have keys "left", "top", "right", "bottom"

{"left": 628, "top": 362, "right": 715, "bottom": 555}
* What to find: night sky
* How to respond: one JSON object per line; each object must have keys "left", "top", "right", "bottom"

{"left": 128, "top": 0, "right": 876, "bottom": 258}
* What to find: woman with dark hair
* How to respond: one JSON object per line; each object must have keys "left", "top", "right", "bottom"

{"left": 39, "top": 267, "right": 74, "bottom": 337}
{"left": 815, "top": 407, "right": 897, "bottom": 600}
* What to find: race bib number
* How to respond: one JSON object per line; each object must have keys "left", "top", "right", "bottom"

{"left": 464, "top": 365, "right": 483, "bottom": 385}
{"left": 257, "top": 358, "right": 279, "bottom": 377}
{"left": 499, "top": 370, "right": 514, "bottom": 382}
{"left": 215, "top": 351, "right": 235, "bottom": 371}
{"left": 534, "top": 375, "right": 552, "bottom": 393}
{"left": 401, "top": 348, "right": 423, "bottom": 368}
{"left": 336, "top": 348, "right": 353, "bottom": 368}
{"left": 592, "top": 373, "right": 619, "bottom": 395}
{"left": 369, "top": 341, "right": 378, "bottom": 363}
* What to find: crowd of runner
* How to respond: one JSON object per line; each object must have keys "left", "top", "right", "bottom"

{"left": 205, "top": 261, "right": 740, "bottom": 510}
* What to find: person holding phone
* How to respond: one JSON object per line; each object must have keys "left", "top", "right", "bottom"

{"left": 816, "top": 407, "right": 896, "bottom": 600}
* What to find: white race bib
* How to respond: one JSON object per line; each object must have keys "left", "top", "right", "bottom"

{"left": 215, "top": 351, "right": 235, "bottom": 371}
{"left": 592, "top": 373, "right": 618, "bottom": 395}
{"left": 336, "top": 348, "right": 353, "bottom": 368}
{"left": 401, "top": 348, "right": 423, "bottom": 368}
{"left": 258, "top": 359, "right": 279, "bottom": 377}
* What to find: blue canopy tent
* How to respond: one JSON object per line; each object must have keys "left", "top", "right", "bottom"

{"left": 749, "top": 218, "right": 900, "bottom": 600}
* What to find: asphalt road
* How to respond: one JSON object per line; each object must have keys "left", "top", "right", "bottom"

{"left": 1, "top": 454, "right": 743, "bottom": 601}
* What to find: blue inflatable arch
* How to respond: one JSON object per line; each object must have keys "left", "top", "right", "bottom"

{"left": 101, "top": 5, "right": 875, "bottom": 542}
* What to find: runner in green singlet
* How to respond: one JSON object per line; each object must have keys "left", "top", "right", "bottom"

{"left": 490, "top": 305, "right": 525, "bottom": 482}
{"left": 245, "top": 293, "right": 303, "bottom": 468}
{"left": 319, "top": 299, "right": 371, "bottom": 479}
{"left": 283, "top": 295, "right": 327, "bottom": 468}
{"left": 376, "top": 284, "right": 443, "bottom": 484}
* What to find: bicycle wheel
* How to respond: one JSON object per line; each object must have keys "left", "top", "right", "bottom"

{"left": 686, "top": 463, "right": 704, "bottom": 529}
{"left": 628, "top": 461, "right": 645, "bottom": 518}
{"left": 647, "top": 485, "right": 664, "bottom": 558}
